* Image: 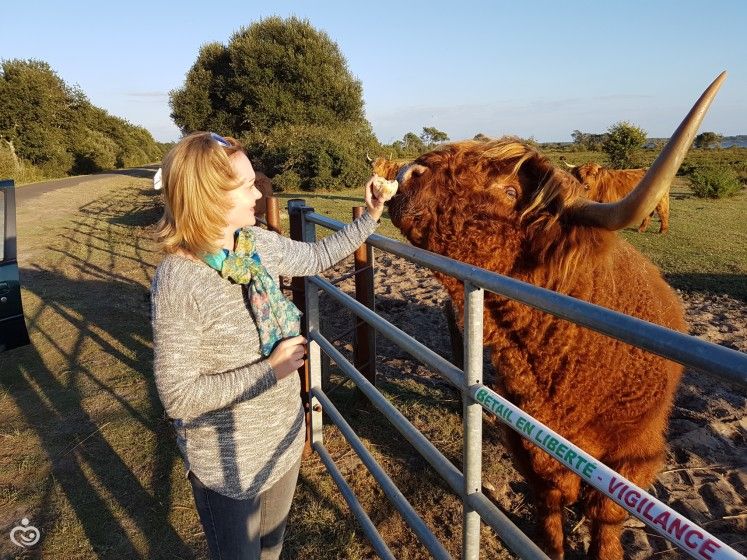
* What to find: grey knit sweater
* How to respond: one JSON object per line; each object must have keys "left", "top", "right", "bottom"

{"left": 151, "top": 212, "right": 378, "bottom": 499}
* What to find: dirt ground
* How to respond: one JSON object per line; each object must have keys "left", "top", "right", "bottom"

{"left": 298, "top": 252, "right": 746, "bottom": 559}
{"left": 2, "top": 178, "right": 743, "bottom": 559}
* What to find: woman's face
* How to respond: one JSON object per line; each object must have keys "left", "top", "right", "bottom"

{"left": 225, "top": 151, "right": 263, "bottom": 230}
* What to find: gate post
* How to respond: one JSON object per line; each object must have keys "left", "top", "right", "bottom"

{"left": 352, "top": 206, "right": 376, "bottom": 387}
{"left": 303, "top": 213, "right": 323, "bottom": 448}
{"left": 463, "top": 281, "right": 484, "bottom": 559}
{"left": 288, "top": 199, "right": 313, "bottom": 456}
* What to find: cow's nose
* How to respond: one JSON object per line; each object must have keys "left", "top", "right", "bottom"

{"left": 395, "top": 164, "right": 412, "bottom": 185}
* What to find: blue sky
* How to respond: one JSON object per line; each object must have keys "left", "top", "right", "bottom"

{"left": 2, "top": 0, "right": 745, "bottom": 143}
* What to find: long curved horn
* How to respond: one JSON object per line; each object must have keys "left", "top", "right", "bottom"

{"left": 572, "top": 72, "right": 727, "bottom": 230}
{"left": 366, "top": 153, "right": 373, "bottom": 164}
{"left": 562, "top": 160, "right": 577, "bottom": 169}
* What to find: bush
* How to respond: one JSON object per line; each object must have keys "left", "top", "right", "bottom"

{"left": 602, "top": 121, "right": 647, "bottom": 168}
{"left": 0, "top": 140, "right": 44, "bottom": 184}
{"left": 71, "top": 128, "right": 118, "bottom": 173}
{"left": 689, "top": 164, "right": 743, "bottom": 199}
{"left": 272, "top": 170, "right": 300, "bottom": 192}
{"left": 244, "top": 122, "right": 378, "bottom": 192}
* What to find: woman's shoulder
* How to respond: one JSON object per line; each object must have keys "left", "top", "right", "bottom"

{"left": 152, "top": 254, "right": 213, "bottom": 298}
{"left": 250, "top": 226, "right": 286, "bottom": 259}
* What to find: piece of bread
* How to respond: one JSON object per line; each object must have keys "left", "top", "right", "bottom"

{"left": 372, "top": 176, "right": 399, "bottom": 200}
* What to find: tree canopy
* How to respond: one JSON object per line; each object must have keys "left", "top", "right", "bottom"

{"left": 0, "top": 58, "right": 163, "bottom": 180}
{"left": 170, "top": 17, "right": 378, "bottom": 191}
{"left": 170, "top": 16, "right": 367, "bottom": 138}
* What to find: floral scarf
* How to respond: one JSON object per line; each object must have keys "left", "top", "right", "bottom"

{"left": 204, "top": 228, "right": 302, "bottom": 356}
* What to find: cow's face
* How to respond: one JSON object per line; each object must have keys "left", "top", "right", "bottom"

{"left": 568, "top": 163, "right": 602, "bottom": 195}
{"left": 387, "top": 140, "right": 586, "bottom": 250}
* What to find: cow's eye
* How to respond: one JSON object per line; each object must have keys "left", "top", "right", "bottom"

{"left": 505, "top": 186, "right": 517, "bottom": 199}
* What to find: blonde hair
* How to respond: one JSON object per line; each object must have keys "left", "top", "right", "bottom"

{"left": 154, "top": 132, "right": 245, "bottom": 256}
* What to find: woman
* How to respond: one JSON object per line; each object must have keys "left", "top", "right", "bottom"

{"left": 151, "top": 131, "right": 388, "bottom": 559}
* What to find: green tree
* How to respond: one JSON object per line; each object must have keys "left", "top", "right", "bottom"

{"left": 1, "top": 58, "right": 164, "bottom": 179}
{"left": 0, "top": 59, "right": 77, "bottom": 175}
{"left": 571, "top": 129, "right": 608, "bottom": 151}
{"left": 170, "top": 17, "right": 367, "bottom": 137}
{"left": 420, "top": 126, "right": 449, "bottom": 147}
{"left": 602, "top": 121, "right": 647, "bottom": 168}
{"left": 170, "top": 16, "right": 377, "bottom": 190}
{"left": 693, "top": 131, "right": 723, "bottom": 149}
{"left": 247, "top": 121, "right": 379, "bottom": 191}
{"left": 402, "top": 132, "right": 425, "bottom": 155}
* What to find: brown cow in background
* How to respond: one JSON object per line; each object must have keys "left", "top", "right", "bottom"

{"left": 376, "top": 75, "right": 725, "bottom": 559}
{"left": 564, "top": 162, "right": 670, "bottom": 233}
{"left": 254, "top": 171, "right": 274, "bottom": 219}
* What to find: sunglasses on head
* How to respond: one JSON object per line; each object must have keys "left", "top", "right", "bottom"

{"left": 210, "top": 132, "right": 231, "bottom": 147}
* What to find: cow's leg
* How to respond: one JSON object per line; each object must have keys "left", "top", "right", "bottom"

{"left": 637, "top": 214, "right": 652, "bottom": 233}
{"left": 584, "top": 449, "right": 664, "bottom": 560}
{"left": 516, "top": 438, "right": 581, "bottom": 559}
{"left": 656, "top": 194, "right": 670, "bottom": 233}
{"left": 443, "top": 300, "right": 464, "bottom": 369}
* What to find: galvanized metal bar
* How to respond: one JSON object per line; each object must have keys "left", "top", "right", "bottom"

{"left": 471, "top": 384, "right": 743, "bottom": 560}
{"left": 304, "top": 212, "right": 747, "bottom": 388}
{"left": 288, "top": 199, "right": 313, "bottom": 455}
{"left": 309, "top": 275, "right": 464, "bottom": 389}
{"left": 313, "top": 387, "right": 454, "bottom": 560}
{"left": 311, "top": 330, "right": 548, "bottom": 559}
{"left": 462, "top": 282, "right": 483, "bottom": 560}
{"left": 311, "top": 330, "right": 463, "bottom": 491}
{"left": 304, "top": 215, "right": 323, "bottom": 447}
{"left": 465, "top": 492, "right": 550, "bottom": 560}
{"left": 313, "top": 441, "right": 396, "bottom": 560}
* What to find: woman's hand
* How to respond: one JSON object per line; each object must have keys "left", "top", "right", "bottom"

{"left": 268, "top": 335, "right": 307, "bottom": 381}
{"left": 364, "top": 175, "right": 386, "bottom": 222}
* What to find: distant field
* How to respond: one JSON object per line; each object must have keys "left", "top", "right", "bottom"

{"left": 542, "top": 146, "right": 747, "bottom": 181}
{"left": 275, "top": 168, "right": 747, "bottom": 301}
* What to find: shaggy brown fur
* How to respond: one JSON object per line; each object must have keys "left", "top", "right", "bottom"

{"left": 383, "top": 140, "right": 686, "bottom": 560}
{"left": 568, "top": 163, "right": 670, "bottom": 233}
{"left": 254, "top": 171, "right": 274, "bottom": 218}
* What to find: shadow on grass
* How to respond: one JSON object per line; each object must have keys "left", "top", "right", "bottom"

{"left": 97, "top": 165, "right": 160, "bottom": 180}
{"left": 667, "top": 273, "right": 747, "bottom": 301}
{"left": 0, "top": 187, "right": 194, "bottom": 558}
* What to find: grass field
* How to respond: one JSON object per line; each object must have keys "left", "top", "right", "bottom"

{"left": 273, "top": 174, "right": 747, "bottom": 301}
{"left": 0, "top": 167, "right": 744, "bottom": 558}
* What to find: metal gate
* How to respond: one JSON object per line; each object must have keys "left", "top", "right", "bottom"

{"left": 284, "top": 199, "right": 746, "bottom": 560}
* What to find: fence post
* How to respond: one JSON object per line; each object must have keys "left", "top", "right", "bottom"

{"left": 288, "top": 199, "right": 313, "bottom": 456}
{"left": 303, "top": 212, "right": 323, "bottom": 448}
{"left": 352, "top": 206, "right": 376, "bottom": 388}
{"left": 265, "top": 195, "right": 282, "bottom": 234}
{"left": 463, "top": 281, "right": 484, "bottom": 559}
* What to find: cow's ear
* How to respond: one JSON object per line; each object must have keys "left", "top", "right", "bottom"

{"left": 398, "top": 164, "right": 428, "bottom": 185}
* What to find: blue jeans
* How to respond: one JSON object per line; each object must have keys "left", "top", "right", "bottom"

{"left": 188, "top": 459, "right": 301, "bottom": 560}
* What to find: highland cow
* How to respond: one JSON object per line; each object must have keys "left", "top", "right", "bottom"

{"left": 376, "top": 74, "right": 725, "bottom": 559}
{"left": 564, "top": 162, "right": 669, "bottom": 233}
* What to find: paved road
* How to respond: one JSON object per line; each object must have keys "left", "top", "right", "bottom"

{"left": 14, "top": 165, "right": 159, "bottom": 205}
